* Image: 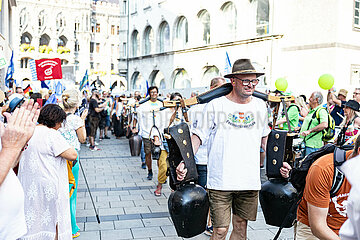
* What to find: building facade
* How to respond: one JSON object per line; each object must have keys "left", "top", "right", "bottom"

{"left": 119, "top": 0, "right": 360, "bottom": 96}
{"left": 13, "top": 0, "right": 122, "bottom": 90}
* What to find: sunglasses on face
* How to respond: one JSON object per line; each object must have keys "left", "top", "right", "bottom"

{"left": 353, "top": 92, "right": 360, "bottom": 95}
{"left": 233, "top": 77, "right": 259, "bottom": 86}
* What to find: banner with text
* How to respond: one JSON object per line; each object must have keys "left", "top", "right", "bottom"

{"left": 35, "top": 58, "right": 62, "bottom": 81}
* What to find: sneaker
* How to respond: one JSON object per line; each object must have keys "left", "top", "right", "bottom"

{"left": 205, "top": 225, "right": 213, "bottom": 236}
{"left": 99, "top": 137, "right": 103, "bottom": 141}
{"left": 90, "top": 146, "right": 101, "bottom": 151}
{"left": 72, "top": 232, "right": 80, "bottom": 238}
{"left": 86, "top": 142, "right": 90, "bottom": 147}
{"left": 95, "top": 141, "right": 99, "bottom": 146}
{"left": 147, "top": 171, "right": 153, "bottom": 180}
{"left": 141, "top": 163, "right": 146, "bottom": 169}
{"left": 104, "top": 136, "right": 110, "bottom": 139}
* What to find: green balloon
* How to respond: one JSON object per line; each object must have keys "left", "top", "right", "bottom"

{"left": 318, "top": 74, "right": 334, "bottom": 90}
{"left": 275, "top": 78, "right": 288, "bottom": 92}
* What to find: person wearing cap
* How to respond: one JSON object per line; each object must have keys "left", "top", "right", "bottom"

{"left": 327, "top": 88, "right": 348, "bottom": 126}
{"left": 335, "top": 100, "right": 360, "bottom": 146}
{"left": 177, "top": 59, "right": 270, "bottom": 239}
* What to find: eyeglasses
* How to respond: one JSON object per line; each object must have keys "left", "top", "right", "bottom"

{"left": 353, "top": 92, "right": 360, "bottom": 95}
{"left": 233, "top": 77, "right": 259, "bottom": 86}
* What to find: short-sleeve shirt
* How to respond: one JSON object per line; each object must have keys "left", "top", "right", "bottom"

{"left": 192, "top": 96, "right": 270, "bottom": 191}
{"left": 137, "top": 100, "right": 163, "bottom": 139}
{"left": 58, "top": 114, "right": 84, "bottom": 151}
{"left": 300, "top": 105, "right": 328, "bottom": 148}
{"left": 89, "top": 98, "right": 99, "bottom": 118}
{"left": 297, "top": 151, "right": 352, "bottom": 235}
{"left": 282, "top": 104, "right": 300, "bottom": 131}
{"left": 330, "top": 101, "right": 346, "bottom": 126}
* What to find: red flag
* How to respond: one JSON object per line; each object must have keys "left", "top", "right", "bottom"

{"left": 35, "top": 58, "right": 62, "bottom": 81}
{"left": 23, "top": 84, "right": 32, "bottom": 94}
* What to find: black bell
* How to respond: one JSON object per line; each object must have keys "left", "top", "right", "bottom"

{"left": 151, "top": 145, "right": 161, "bottom": 160}
{"left": 259, "top": 178, "right": 298, "bottom": 228}
{"left": 129, "top": 134, "right": 142, "bottom": 156}
{"left": 168, "top": 183, "right": 209, "bottom": 238}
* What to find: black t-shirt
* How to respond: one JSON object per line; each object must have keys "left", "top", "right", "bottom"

{"left": 89, "top": 98, "right": 99, "bottom": 118}
{"left": 330, "top": 100, "right": 346, "bottom": 126}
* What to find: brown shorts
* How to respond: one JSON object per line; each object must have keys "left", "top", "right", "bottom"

{"left": 142, "top": 138, "right": 152, "bottom": 155}
{"left": 88, "top": 115, "right": 100, "bottom": 137}
{"left": 208, "top": 189, "right": 259, "bottom": 228}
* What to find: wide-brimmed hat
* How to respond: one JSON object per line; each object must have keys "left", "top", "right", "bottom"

{"left": 338, "top": 89, "right": 348, "bottom": 98}
{"left": 224, "top": 59, "right": 264, "bottom": 78}
{"left": 343, "top": 100, "right": 360, "bottom": 111}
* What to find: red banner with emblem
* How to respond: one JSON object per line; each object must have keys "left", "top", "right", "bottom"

{"left": 35, "top": 58, "right": 62, "bottom": 81}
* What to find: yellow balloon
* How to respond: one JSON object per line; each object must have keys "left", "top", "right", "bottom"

{"left": 318, "top": 74, "right": 334, "bottom": 90}
{"left": 275, "top": 78, "right": 288, "bottom": 92}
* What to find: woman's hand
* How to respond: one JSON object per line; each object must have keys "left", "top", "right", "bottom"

{"left": 80, "top": 109, "right": 88, "bottom": 121}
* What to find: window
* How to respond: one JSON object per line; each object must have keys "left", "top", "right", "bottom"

{"left": 122, "top": 0, "right": 127, "bottom": 15}
{"left": 39, "top": 34, "right": 50, "bottom": 46}
{"left": 90, "top": 62, "right": 94, "bottom": 69}
{"left": 221, "top": 2, "right": 237, "bottom": 40}
{"left": 20, "top": 58, "right": 30, "bottom": 69}
{"left": 117, "top": 26, "right": 120, "bottom": 35}
{"left": 198, "top": 10, "right": 210, "bottom": 45}
{"left": 351, "top": 64, "right": 360, "bottom": 84}
{"left": 19, "top": 8, "right": 28, "bottom": 29}
{"left": 96, "top": 23, "right": 101, "bottom": 33}
{"left": 257, "top": 0, "right": 269, "bottom": 35}
{"left": 58, "top": 36, "right": 67, "bottom": 47}
{"left": 132, "top": 72, "right": 144, "bottom": 89}
{"left": 75, "top": 18, "right": 80, "bottom": 32}
{"left": 90, "top": 42, "right": 94, "bottom": 53}
{"left": 111, "top": 25, "right": 115, "bottom": 35}
{"left": 123, "top": 42, "right": 127, "bottom": 57}
{"left": 21, "top": 33, "right": 32, "bottom": 44}
{"left": 96, "top": 43, "right": 100, "bottom": 53}
{"left": 61, "top": 59, "right": 69, "bottom": 65}
{"left": 56, "top": 12, "right": 66, "bottom": 31}
{"left": 75, "top": 42, "right": 80, "bottom": 52}
{"left": 174, "top": 16, "right": 188, "bottom": 49}
{"left": 92, "top": 25, "right": 95, "bottom": 33}
{"left": 355, "top": 0, "right": 360, "bottom": 28}
{"left": 202, "top": 66, "right": 220, "bottom": 86}
{"left": 38, "top": 10, "right": 46, "bottom": 29}
{"left": 144, "top": 26, "right": 154, "bottom": 55}
{"left": 111, "top": 63, "right": 114, "bottom": 70}
{"left": 173, "top": 69, "right": 191, "bottom": 89}
{"left": 151, "top": 71, "right": 166, "bottom": 89}
{"left": 159, "top": 21, "right": 170, "bottom": 52}
{"left": 131, "top": 30, "right": 140, "bottom": 57}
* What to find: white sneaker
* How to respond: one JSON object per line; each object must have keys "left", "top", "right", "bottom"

{"left": 86, "top": 143, "right": 90, "bottom": 147}
{"left": 95, "top": 141, "right": 99, "bottom": 146}
{"left": 90, "top": 146, "right": 101, "bottom": 151}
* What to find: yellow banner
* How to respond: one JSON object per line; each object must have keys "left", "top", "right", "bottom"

{"left": 0, "top": 0, "right": 2, "bottom": 12}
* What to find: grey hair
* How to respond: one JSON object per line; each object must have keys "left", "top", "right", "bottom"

{"left": 210, "top": 77, "right": 226, "bottom": 88}
{"left": 313, "top": 91, "right": 323, "bottom": 104}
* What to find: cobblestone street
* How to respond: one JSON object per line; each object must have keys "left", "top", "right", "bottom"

{"left": 75, "top": 136, "right": 294, "bottom": 240}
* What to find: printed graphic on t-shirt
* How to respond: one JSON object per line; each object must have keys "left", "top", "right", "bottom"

{"left": 226, "top": 111, "right": 255, "bottom": 128}
{"left": 330, "top": 193, "right": 349, "bottom": 217}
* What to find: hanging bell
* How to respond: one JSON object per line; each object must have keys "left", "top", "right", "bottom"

{"left": 168, "top": 183, "right": 209, "bottom": 238}
{"left": 129, "top": 134, "right": 142, "bottom": 156}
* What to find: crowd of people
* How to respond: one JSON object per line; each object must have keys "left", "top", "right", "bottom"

{"left": 0, "top": 58, "right": 359, "bottom": 240}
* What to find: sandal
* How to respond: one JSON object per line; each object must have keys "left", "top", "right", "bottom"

{"left": 72, "top": 232, "right": 80, "bottom": 238}
{"left": 154, "top": 184, "right": 162, "bottom": 196}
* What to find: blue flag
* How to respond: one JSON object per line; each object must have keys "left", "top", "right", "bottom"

{"left": 41, "top": 81, "right": 49, "bottom": 89}
{"left": 5, "top": 51, "right": 14, "bottom": 88}
{"left": 79, "top": 70, "right": 89, "bottom": 91}
{"left": 44, "top": 94, "right": 57, "bottom": 105}
{"left": 55, "top": 81, "right": 64, "bottom": 96}
{"left": 224, "top": 51, "right": 232, "bottom": 76}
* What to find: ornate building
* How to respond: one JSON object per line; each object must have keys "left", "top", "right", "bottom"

{"left": 13, "top": 0, "right": 122, "bottom": 90}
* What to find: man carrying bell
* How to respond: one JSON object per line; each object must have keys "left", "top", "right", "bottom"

{"left": 177, "top": 59, "right": 270, "bottom": 240}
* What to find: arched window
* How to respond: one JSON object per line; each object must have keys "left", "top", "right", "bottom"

{"left": 39, "top": 34, "right": 50, "bottom": 46}
{"left": 159, "top": 21, "right": 170, "bottom": 52}
{"left": 174, "top": 16, "right": 188, "bottom": 49}
{"left": 61, "top": 59, "right": 69, "bottom": 65}
{"left": 198, "top": 10, "right": 210, "bottom": 45}
{"left": 74, "top": 18, "right": 80, "bottom": 32}
{"left": 221, "top": 2, "right": 237, "bottom": 40}
{"left": 257, "top": 0, "right": 269, "bottom": 35}
{"left": 38, "top": 10, "right": 46, "bottom": 29}
{"left": 56, "top": 12, "right": 66, "bottom": 31}
{"left": 143, "top": 26, "right": 154, "bottom": 55}
{"left": 150, "top": 70, "right": 166, "bottom": 89}
{"left": 19, "top": 8, "right": 28, "bottom": 29}
{"left": 131, "top": 71, "right": 144, "bottom": 89}
{"left": 173, "top": 69, "right": 191, "bottom": 89}
{"left": 202, "top": 66, "right": 220, "bottom": 86}
{"left": 20, "top": 57, "right": 31, "bottom": 69}
{"left": 58, "top": 35, "right": 67, "bottom": 47}
{"left": 20, "top": 33, "right": 32, "bottom": 44}
{"left": 131, "top": 30, "right": 140, "bottom": 57}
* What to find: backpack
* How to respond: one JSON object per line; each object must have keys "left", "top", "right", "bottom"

{"left": 289, "top": 144, "right": 351, "bottom": 197}
{"left": 306, "top": 107, "right": 335, "bottom": 142}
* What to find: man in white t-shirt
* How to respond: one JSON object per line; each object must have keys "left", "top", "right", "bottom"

{"left": 133, "top": 86, "right": 163, "bottom": 180}
{"left": 0, "top": 99, "right": 40, "bottom": 240}
{"left": 177, "top": 59, "right": 270, "bottom": 240}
